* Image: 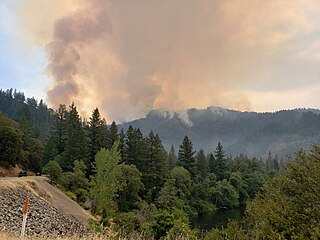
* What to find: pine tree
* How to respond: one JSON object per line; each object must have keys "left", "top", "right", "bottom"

{"left": 43, "top": 104, "right": 67, "bottom": 165}
{"left": 107, "top": 121, "right": 119, "bottom": 149}
{"left": 144, "top": 131, "right": 168, "bottom": 200}
{"left": 86, "top": 108, "right": 106, "bottom": 175}
{"left": 195, "top": 149, "right": 209, "bottom": 181}
{"left": 54, "top": 104, "right": 68, "bottom": 155}
{"left": 17, "top": 105, "right": 35, "bottom": 138}
{"left": 168, "top": 145, "right": 178, "bottom": 169}
{"left": 118, "top": 128, "right": 125, "bottom": 163}
{"left": 61, "top": 103, "right": 88, "bottom": 171}
{"left": 213, "top": 142, "right": 227, "bottom": 180}
{"left": 178, "top": 136, "right": 196, "bottom": 177}
{"left": 123, "top": 126, "right": 146, "bottom": 171}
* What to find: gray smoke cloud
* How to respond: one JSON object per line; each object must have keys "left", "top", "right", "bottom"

{"left": 16, "top": 0, "right": 320, "bottom": 121}
{"left": 45, "top": 1, "right": 110, "bottom": 108}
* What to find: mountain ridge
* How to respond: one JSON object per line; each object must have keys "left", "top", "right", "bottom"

{"left": 121, "top": 106, "right": 320, "bottom": 159}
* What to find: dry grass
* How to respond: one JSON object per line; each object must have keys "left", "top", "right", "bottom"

{"left": 0, "top": 232, "right": 148, "bottom": 240}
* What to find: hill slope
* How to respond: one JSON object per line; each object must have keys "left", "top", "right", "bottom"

{"left": 121, "top": 107, "right": 320, "bottom": 158}
{"left": 0, "top": 177, "right": 96, "bottom": 237}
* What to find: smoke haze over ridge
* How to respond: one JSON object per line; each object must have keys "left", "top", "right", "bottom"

{"left": 14, "top": 0, "right": 320, "bottom": 121}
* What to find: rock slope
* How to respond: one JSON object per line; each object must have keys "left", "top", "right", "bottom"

{"left": 0, "top": 185, "right": 88, "bottom": 237}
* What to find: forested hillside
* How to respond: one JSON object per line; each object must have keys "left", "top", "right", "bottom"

{"left": 0, "top": 89, "right": 54, "bottom": 173}
{"left": 122, "top": 107, "right": 320, "bottom": 158}
{"left": 1, "top": 88, "right": 320, "bottom": 239}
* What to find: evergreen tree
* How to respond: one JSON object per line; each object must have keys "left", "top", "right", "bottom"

{"left": 212, "top": 142, "right": 227, "bottom": 180}
{"left": 27, "top": 138, "right": 44, "bottom": 173}
{"left": 107, "top": 121, "right": 119, "bottom": 149}
{"left": 208, "top": 153, "right": 215, "bottom": 174}
{"left": 168, "top": 145, "right": 178, "bottom": 169}
{"left": 246, "top": 146, "right": 320, "bottom": 238}
{"left": 195, "top": 149, "right": 209, "bottom": 182}
{"left": 17, "top": 105, "right": 35, "bottom": 138}
{"left": 123, "top": 126, "right": 146, "bottom": 170}
{"left": 144, "top": 131, "right": 168, "bottom": 201}
{"left": 61, "top": 103, "right": 88, "bottom": 171}
{"left": 118, "top": 128, "right": 125, "bottom": 163}
{"left": 86, "top": 108, "right": 106, "bottom": 175}
{"left": 55, "top": 104, "right": 68, "bottom": 154}
{"left": 0, "top": 114, "right": 24, "bottom": 167}
{"left": 178, "top": 136, "right": 196, "bottom": 177}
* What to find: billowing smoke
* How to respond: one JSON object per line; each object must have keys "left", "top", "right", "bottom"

{"left": 15, "top": 0, "right": 320, "bottom": 121}
{"left": 45, "top": 1, "right": 110, "bottom": 112}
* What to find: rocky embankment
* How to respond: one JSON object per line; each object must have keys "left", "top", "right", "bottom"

{"left": 0, "top": 185, "right": 88, "bottom": 237}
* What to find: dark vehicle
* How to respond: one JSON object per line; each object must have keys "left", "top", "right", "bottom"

{"left": 36, "top": 172, "right": 41, "bottom": 176}
{"left": 18, "top": 171, "right": 27, "bottom": 177}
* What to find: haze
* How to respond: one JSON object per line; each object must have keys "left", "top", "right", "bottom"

{"left": 1, "top": 0, "right": 320, "bottom": 121}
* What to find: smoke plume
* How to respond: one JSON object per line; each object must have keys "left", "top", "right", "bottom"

{"left": 16, "top": 0, "right": 320, "bottom": 121}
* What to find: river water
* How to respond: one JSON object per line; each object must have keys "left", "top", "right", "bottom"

{"left": 191, "top": 206, "right": 246, "bottom": 230}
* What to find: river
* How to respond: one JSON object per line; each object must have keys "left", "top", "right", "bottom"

{"left": 191, "top": 206, "right": 246, "bottom": 230}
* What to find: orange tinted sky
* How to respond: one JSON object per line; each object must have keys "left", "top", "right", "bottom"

{"left": 1, "top": 0, "right": 320, "bottom": 121}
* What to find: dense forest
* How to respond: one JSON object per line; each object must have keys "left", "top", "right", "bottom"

{"left": 123, "top": 107, "right": 320, "bottom": 158}
{"left": 1, "top": 88, "right": 319, "bottom": 239}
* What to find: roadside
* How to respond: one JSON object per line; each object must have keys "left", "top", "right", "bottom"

{"left": 0, "top": 176, "right": 96, "bottom": 226}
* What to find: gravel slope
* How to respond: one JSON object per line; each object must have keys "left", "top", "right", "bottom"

{"left": 0, "top": 177, "right": 95, "bottom": 237}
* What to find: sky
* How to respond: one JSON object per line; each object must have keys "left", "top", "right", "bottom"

{"left": 0, "top": 0, "right": 320, "bottom": 122}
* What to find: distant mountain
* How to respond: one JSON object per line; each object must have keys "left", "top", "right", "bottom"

{"left": 121, "top": 107, "right": 320, "bottom": 158}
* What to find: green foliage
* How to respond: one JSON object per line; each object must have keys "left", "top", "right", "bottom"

{"left": 205, "top": 221, "right": 248, "bottom": 240}
{"left": 0, "top": 114, "right": 24, "bottom": 167}
{"left": 212, "top": 142, "right": 227, "bottom": 181}
{"left": 90, "top": 141, "right": 120, "bottom": 220}
{"left": 143, "top": 131, "right": 168, "bottom": 201}
{"left": 0, "top": 94, "right": 282, "bottom": 238}
{"left": 153, "top": 210, "right": 174, "bottom": 239}
{"left": 117, "top": 164, "right": 144, "bottom": 212}
{"left": 178, "top": 136, "right": 196, "bottom": 177}
{"left": 195, "top": 149, "right": 209, "bottom": 182}
{"left": 165, "top": 219, "right": 198, "bottom": 240}
{"left": 123, "top": 126, "right": 146, "bottom": 170}
{"left": 229, "top": 172, "right": 249, "bottom": 204}
{"left": 170, "top": 167, "right": 192, "bottom": 198}
{"left": 168, "top": 145, "right": 178, "bottom": 170}
{"left": 107, "top": 121, "right": 119, "bottom": 149}
{"left": 61, "top": 103, "right": 88, "bottom": 171}
{"left": 245, "top": 145, "right": 320, "bottom": 239}
{"left": 0, "top": 89, "right": 54, "bottom": 140}
{"left": 213, "top": 180, "right": 239, "bottom": 208}
{"left": 86, "top": 107, "right": 107, "bottom": 175}
{"left": 42, "top": 160, "right": 62, "bottom": 184}
{"left": 157, "top": 180, "right": 185, "bottom": 211}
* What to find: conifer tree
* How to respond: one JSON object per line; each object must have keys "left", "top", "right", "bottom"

{"left": 107, "top": 121, "right": 119, "bottom": 149}
{"left": 43, "top": 104, "right": 67, "bottom": 165}
{"left": 61, "top": 103, "right": 88, "bottom": 171}
{"left": 213, "top": 142, "right": 227, "bottom": 180}
{"left": 144, "top": 131, "right": 168, "bottom": 200}
{"left": 54, "top": 104, "right": 68, "bottom": 155}
{"left": 195, "top": 149, "right": 209, "bottom": 181}
{"left": 123, "top": 126, "right": 146, "bottom": 171}
{"left": 178, "top": 136, "right": 196, "bottom": 177}
{"left": 86, "top": 108, "right": 106, "bottom": 174}
{"left": 118, "top": 128, "right": 125, "bottom": 163}
{"left": 168, "top": 145, "right": 178, "bottom": 169}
